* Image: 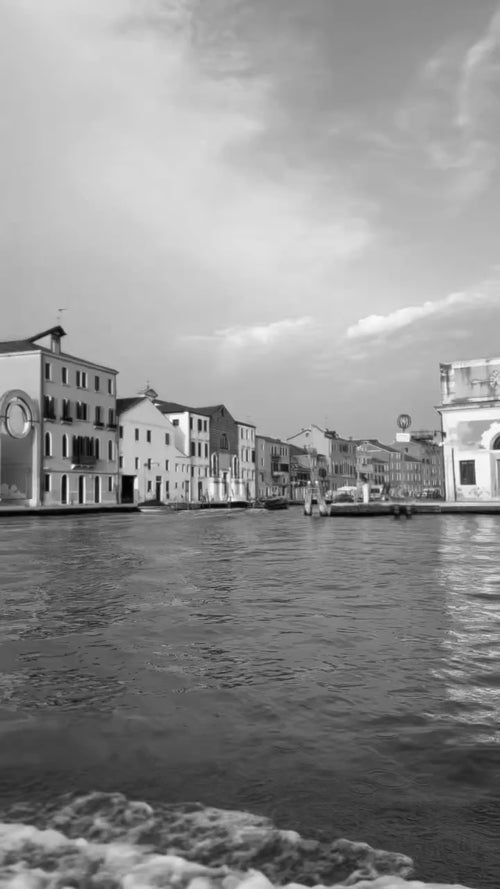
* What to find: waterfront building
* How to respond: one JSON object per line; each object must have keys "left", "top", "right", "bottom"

{"left": 287, "top": 425, "right": 356, "bottom": 492}
{"left": 191, "top": 404, "right": 250, "bottom": 503}
{"left": 255, "top": 435, "right": 290, "bottom": 499}
{"left": 0, "top": 326, "right": 118, "bottom": 508}
{"left": 392, "top": 430, "right": 444, "bottom": 498}
{"left": 356, "top": 439, "right": 423, "bottom": 497}
{"left": 437, "top": 357, "right": 500, "bottom": 500}
{"left": 289, "top": 445, "right": 311, "bottom": 501}
{"left": 156, "top": 400, "right": 211, "bottom": 502}
{"left": 117, "top": 393, "right": 190, "bottom": 503}
{"left": 236, "top": 420, "right": 256, "bottom": 500}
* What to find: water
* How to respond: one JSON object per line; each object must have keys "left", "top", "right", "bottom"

{"left": 0, "top": 509, "right": 499, "bottom": 888}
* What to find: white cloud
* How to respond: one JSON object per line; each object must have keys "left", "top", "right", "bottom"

{"left": 184, "top": 316, "right": 316, "bottom": 348}
{"left": 346, "top": 291, "right": 493, "bottom": 341}
{"left": 413, "top": 5, "right": 500, "bottom": 202}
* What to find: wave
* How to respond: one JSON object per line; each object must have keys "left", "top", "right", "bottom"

{"left": 0, "top": 792, "right": 471, "bottom": 889}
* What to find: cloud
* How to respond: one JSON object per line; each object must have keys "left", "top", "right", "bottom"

{"left": 184, "top": 315, "right": 316, "bottom": 348}
{"left": 409, "top": 5, "right": 500, "bottom": 202}
{"left": 0, "top": 0, "right": 373, "bottom": 350}
{"left": 345, "top": 291, "right": 494, "bottom": 341}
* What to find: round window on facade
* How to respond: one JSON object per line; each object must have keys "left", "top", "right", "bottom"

{"left": 5, "top": 398, "right": 32, "bottom": 439}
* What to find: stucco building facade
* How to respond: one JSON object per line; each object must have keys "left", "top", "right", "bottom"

{"left": 437, "top": 358, "right": 500, "bottom": 501}
{"left": 0, "top": 327, "right": 119, "bottom": 508}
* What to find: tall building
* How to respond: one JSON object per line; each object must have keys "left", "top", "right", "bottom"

{"left": 156, "top": 400, "right": 211, "bottom": 502}
{"left": 117, "top": 393, "right": 191, "bottom": 503}
{"left": 286, "top": 425, "right": 356, "bottom": 492}
{"left": 191, "top": 404, "right": 251, "bottom": 503}
{"left": 392, "top": 431, "right": 444, "bottom": 498}
{"left": 236, "top": 421, "right": 256, "bottom": 500}
{"left": 255, "top": 435, "right": 290, "bottom": 499}
{"left": 437, "top": 357, "right": 500, "bottom": 500}
{"left": 0, "top": 326, "right": 118, "bottom": 508}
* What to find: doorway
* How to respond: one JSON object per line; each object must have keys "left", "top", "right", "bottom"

{"left": 121, "top": 475, "right": 135, "bottom": 504}
{"left": 94, "top": 476, "right": 100, "bottom": 504}
{"left": 155, "top": 476, "right": 162, "bottom": 502}
{"left": 78, "top": 475, "right": 85, "bottom": 504}
{"left": 61, "top": 474, "right": 68, "bottom": 505}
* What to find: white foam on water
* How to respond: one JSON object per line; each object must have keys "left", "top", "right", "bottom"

{"left": 0, "top": 794, "right": 473, "bottom": 889}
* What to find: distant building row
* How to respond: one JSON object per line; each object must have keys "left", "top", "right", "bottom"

{"left": 0, "top": 325, "right": 472, "bottom": 510}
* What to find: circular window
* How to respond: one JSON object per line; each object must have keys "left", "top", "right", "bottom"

{"left": 5, "top": 398, "right": 32, "bottom": 438}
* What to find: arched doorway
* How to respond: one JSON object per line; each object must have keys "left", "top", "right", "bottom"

{"left": 61, "top": 474, "right": 68, "bottom": 505}
{"left": 78, "top": 476, "right": 85, "bottom": 504}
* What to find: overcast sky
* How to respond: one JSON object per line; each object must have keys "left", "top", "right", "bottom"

{"left": 2, "top": 0, "right": 500, "bottom": 440}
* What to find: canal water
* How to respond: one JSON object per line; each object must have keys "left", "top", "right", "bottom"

{"left": 0, "top": 510, "right": 499, "bottom": 888}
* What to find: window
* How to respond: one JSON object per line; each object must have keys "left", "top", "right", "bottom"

{"left": 95, "top": 375, "right": 100, "bottom": 391}
{"left": 108, "top": 409, "right": 115, "bottom": 428}
{"left": 135, "top": 457, "right": 139, "bottom": 470}
{"left": 203, "top": 420, "right": 207, "bottom": 432}
{"left": 198, "top": 419, "right": 202, "bottom": 432}
{"left": 198, "top": 442, "right": 202, "bottom": 457}
{"left": 165, "top": 433, "right": 170, "bottom": 445}
{"left": 76, "top": 370, "right": 81, "bottom": 388}
{"left": 108, "top": 379, "right": 113, "bottom": 395}
{"left": 119, "top": 425, "right": 123, "bottom": 439}
{"left": 95, "top": 406, "right": 103, "bottom": 426}
{"left": 44, "top": 431, "right": 52, "bottom": 457}
{"left": 44, "top": 473, "right": 51, "bottom": 493}
{"left": 95, "top": 439, "right": 100, "bottom": 460}
{"left": 220, "top": 433, "right": 228, "bottom": 450}
{"left": 459, "top": 460, "right": 476, "bottom": 485}
{"left": 147, "top": 481, "right": 152, "bottom": 493}
{"left": 108, "top": 440, "right": 114, "bottom": 461}
{"left": 76, "top": 401, "right": 88, "bottom": 421}
{"left": 119, "top": 456, "right": 123, "bottom": 469}
{"left": 108, "top": 476, "right": 113, "bottom": 492}
{"left": 43, "top": 395, "right": 56, "bottom": 420}
{"left": 62, "top": 366, "right": 68, "bottom": 385}
{"left": 172, "top": 419, "right": 179, "bottom": 426}
{"left": 191, "top": 442, "right": 196, "bottom": 457}
{"left": 146, "top": 430, "right": 151, "bottom": 443}
{"left": 62, "top": 398, "right": 72, "bottom": 422}
{"left": 135, "top": 428, "right": 139, "bottom": 441}
{"left": 190, "top": 417, "right": 193, "bottom": 431}
{"left": 44, "top": 362, "right": 51, "bottom": 381}
{"left": 62, "top": 434, "right": 68, "bottom": 458}
{"left": 147, "top": 458, "right": 151, "bottom": 470}
{"left": 165, "top": 459, "right": 169, "bottom": 471}
{"left": 205, "top": 443, "right": 208, "bottom": 458}
{"left": 493, "top": 435, "right": 500, "bottom": 450}
{"left": 83, "top": 372, "right": 88, "bottom": 388}
{"left": 165, "top": 481, "right": 170, "bottom": 498}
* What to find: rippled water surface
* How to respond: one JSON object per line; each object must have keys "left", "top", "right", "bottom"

{"left": 1, "top": 510, "right": 500, "bottom": 887}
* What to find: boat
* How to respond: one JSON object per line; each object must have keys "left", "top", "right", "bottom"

{"left": 264, "top": 497, "right": 288, "bottom": 510}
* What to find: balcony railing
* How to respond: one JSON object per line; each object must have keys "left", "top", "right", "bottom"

{"left": 71, "top": 454, "right": 97, "bottom": 467}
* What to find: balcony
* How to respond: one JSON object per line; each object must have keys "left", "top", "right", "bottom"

{"left": 94, "top": 421, "right": 104, "bottom": 428}
{"left": 71, "top": 454, "right": 97, "bottom": 468}
{"left": 107, "top": 422, "right": 117, "bottom": 430}
{"left": 61, "top": 415, "right": 73, "bottom": 424}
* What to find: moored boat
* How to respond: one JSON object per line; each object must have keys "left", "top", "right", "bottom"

{"left": 264, "top": 497, "right": 288, "bottom": 510}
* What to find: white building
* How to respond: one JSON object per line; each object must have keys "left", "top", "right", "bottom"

{"left": 155, "top": 401, "right": 211, "bottom": 502}
{"left": 117, "top": 394, "right": 190, "bottom": 503}
{"left": 437, "top": 357, "right": 500, "bottom": 501}
{"left": 237, "top": 420, "right": 256, "bottom": 500}
{"left": 0, "top": 326, "right": 119, "bottom": 508}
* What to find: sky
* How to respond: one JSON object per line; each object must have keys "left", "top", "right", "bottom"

{"left": 2, "top": 0, "right": 500, "bottom": 441}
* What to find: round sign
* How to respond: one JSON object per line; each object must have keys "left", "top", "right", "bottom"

{"left": 5, "top": 398, "right": 32, "bottom": 438}
{"left": 397, "top": 413, "right": 412, "bottom": 431}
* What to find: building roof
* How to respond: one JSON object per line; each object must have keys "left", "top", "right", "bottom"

{"left": 0, "top": 327, "right": 117, "bottom": 373}
{"left": 256, "top": 434, "right": 290, "bottom": 445}
{"left": 354, "top": 438, "right": 399, "bottom": 453}
{"left": 236, "top": 419, "right": 256, "bottom": 428}
{"left": 116, "top": 396, "right": 146, "bottom": 415}
{"left": 157, "top": 400, "right": 211, "bottom": 417}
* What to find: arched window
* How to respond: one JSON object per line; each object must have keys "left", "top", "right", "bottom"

{"left": 220, "top": 433, "right": 228, "bottom": 450}
{"left": 62, "top": 434, "right": 68, "bottom": 458}
{"left": 44, "top": 431, "right": 52, "bottom": 457}
{"left": 492, "top": 435, "right": 500, "bottom": 450}
{"left": 211, "top": 453, "right": 218, "bottom": 476}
